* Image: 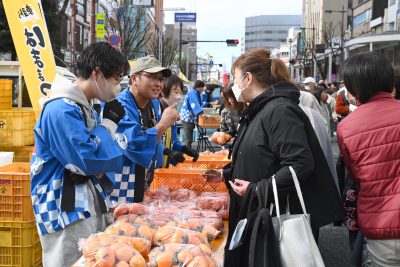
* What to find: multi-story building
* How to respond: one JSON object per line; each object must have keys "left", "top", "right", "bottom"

{"left": 387, "top": 0, "right": 400, "bottom": 31}
{"left": 344, "top": 0, "right": 400, "bottom": 65}
{"left": 244, "top": 15, "right": 301, "bottom": 51}
{"left": 303, "top": 0, "right": 348, "bottom": 48}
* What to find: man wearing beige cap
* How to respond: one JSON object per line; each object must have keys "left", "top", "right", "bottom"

{"left": 109, "top": 56, "right": 180, "bottom": 203}
{"left": 302, "top": 76, "right": 317, "bottom": 91}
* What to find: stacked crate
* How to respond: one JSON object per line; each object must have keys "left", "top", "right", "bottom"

{"left": 0, "top": 163, "right": 41, "bottom": 266}
{"left": 0, "top": 80, "right": 13, "bottom": 110}
{"left": 0, "top": 79, "right": 35, "bottom": 163}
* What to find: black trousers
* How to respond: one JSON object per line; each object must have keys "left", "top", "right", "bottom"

{"left": 182, "top": 121, "right": 195, "bottom": 149}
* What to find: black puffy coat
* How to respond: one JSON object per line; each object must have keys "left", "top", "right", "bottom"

{"left": 224, "top": 81, "right": 343, "bottom": 249}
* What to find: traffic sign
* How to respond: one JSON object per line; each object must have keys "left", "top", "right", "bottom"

{"left": 108, "top": 34, "right": 121, "bottom": 46}
{"left": 175, "top": 13, "right": 196, "bottom": 23}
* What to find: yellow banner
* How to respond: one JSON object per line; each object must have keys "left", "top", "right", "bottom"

{"left": 96, "top": 13, "right": 105, "bottom": 39}
{"left": 3, "top": 0, "right": 57, "bottom": 119}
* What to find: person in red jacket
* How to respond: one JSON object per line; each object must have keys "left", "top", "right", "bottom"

{"left": 337, "top": 52, "right": 400, "bottom": 267}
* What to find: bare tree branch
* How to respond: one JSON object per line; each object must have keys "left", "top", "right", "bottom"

{"left": 104, "top": 1, "right": 151, "bottom": 59}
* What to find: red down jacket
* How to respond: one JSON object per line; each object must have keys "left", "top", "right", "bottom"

{"left": 337, "top": 92, "right": 400, "bottom": 239}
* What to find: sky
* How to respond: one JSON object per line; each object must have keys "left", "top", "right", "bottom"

{"left": 164, "top": 0, "right": 302, "bottom": 72}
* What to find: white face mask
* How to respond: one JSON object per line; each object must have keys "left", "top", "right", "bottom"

{"left": 112, "top": 84, "right": 121, "bottom": 96}
{"left": 94, "top": 75, "right": 117, "bottom": 102}
{"left": 232, "top": 73, "right": 248, "bottom": 103}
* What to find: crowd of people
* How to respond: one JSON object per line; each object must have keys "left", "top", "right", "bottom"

{"left": 30, "top": 41, "right": 400, "bottom": 267}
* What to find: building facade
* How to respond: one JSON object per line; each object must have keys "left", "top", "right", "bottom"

{"left": 303, "top": 0, "right": 348, "bottom": 48}
{"left": 245, "top": 15, "right": 301, "bottom": 51}
{"left": 344, "top": 0, "right": 400, "bottom": 66}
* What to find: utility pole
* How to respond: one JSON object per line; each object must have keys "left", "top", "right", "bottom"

{"left": 90, "top": 0, "right": 96, "bottom": 44}
{"left": 179, "top": 22, "right": 183, "bottom": 71}
{"left": 70, "top": 0, "right": 77, "bottom": 70}
{"left": 325, "top": 5, "right": 347, "bottom": 79}
{"left": 341, "top": 5, "right": 345, "bottom": 68}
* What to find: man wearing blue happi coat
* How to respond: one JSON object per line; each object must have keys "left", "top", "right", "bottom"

{"left": 109, "top": 56, "right": 180, "bottom": 203}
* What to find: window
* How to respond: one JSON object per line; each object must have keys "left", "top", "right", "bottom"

{"left": 353, "top": 9, "right": 372, "bottom": 27}
{"left": 77, "top": 0, "right": 86, "bottom": 17}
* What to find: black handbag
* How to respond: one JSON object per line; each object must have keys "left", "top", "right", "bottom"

{"left": 248, "top": 179, "right": 281, "bottom": 267}
{"left": 224, "top": 180, "right": 281, "bottom": 267}
{"left": 224, "top": 183, "right": 258, "bottom": 267}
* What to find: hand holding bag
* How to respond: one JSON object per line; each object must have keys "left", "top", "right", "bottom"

{"left": 224, "top": 183, "right": 258, "bottom": 267}
{"left": 272, "top": 166, "right": 325, "bottom": 267}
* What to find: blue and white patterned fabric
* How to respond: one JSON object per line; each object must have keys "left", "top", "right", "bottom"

{"left": 31, "top": 97, "right": 123, "bottom": 236}
{"left": 108, "top": 89, "right": 164, "bottom": 204}
{"left": 180, "top": 88, "right": 203, "bottom": 123}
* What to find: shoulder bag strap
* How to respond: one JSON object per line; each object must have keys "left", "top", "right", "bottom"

{"left": 249, "top": 178, "right": 280, "bottom": 267}
{"left": 288, "top": 166, "right": 308, "bottom": 217}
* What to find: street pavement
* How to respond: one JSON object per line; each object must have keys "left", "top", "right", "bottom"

{"left": 319, "top": 137, "right": 353, "bottom": 267}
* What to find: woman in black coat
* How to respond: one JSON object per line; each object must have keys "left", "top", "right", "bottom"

{"left": 203, "top": 48, "right": 343, "bottom": 266}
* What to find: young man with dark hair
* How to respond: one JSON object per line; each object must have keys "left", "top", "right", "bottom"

{"left": 109, "top": 56, "right": 180, "bottom": 204}
{"left": 31, "top": 42, "right": 129, "bottom": 267}
{"left": 180, "top": 80, "right": 205, "bottom": 149}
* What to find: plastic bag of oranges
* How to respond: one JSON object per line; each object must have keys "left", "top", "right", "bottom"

{"left": 148, "top": 243, "right": 217, "bottom": 267}
{"left": 164, "top": 218, "right": 221, "bottom": 243}
{"left": 80, "top": 233, "right": 147, "bottom": 267}
{"left": 105, "top": 221, "right": 155, "bottom": 244}
{"left": 196, "top": 192, "right": 230, "bottom": 220}
{"left": 154, "top": 226, "right": 210, "bottom": 247}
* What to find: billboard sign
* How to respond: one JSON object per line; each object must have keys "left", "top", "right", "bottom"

{"left": 175, "top": 13, "right": 196, "bottom": 23}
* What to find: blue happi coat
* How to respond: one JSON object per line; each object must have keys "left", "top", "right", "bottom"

{"left": 30, "top": 76, "right": 123, "bottom": 235}
{"left": 180, "top": 88, "right": 203, "bottom": 123}
{"left": 109, "top": 89, "right": 164, "bottom": 203}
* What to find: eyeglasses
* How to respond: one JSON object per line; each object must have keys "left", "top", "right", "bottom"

{"left": 102, "top": 73, "right": 124, "bottom": 84}
{"left": 112, "top": 74, "right": 124, "bottom": 84}
{"left": 139, "top": 73, "right": 167, "bottom": 83}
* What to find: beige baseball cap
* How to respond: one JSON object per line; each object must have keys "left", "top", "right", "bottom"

{"left": 302, "top": 77, "right": 316, "bottom": 84}
{"left": 129, "top": 56, "right": 172, "bottom": 77}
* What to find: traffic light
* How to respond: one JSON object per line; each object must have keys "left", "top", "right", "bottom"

{"left": 226, "top": 39, "right": 239, "bottom": 46}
